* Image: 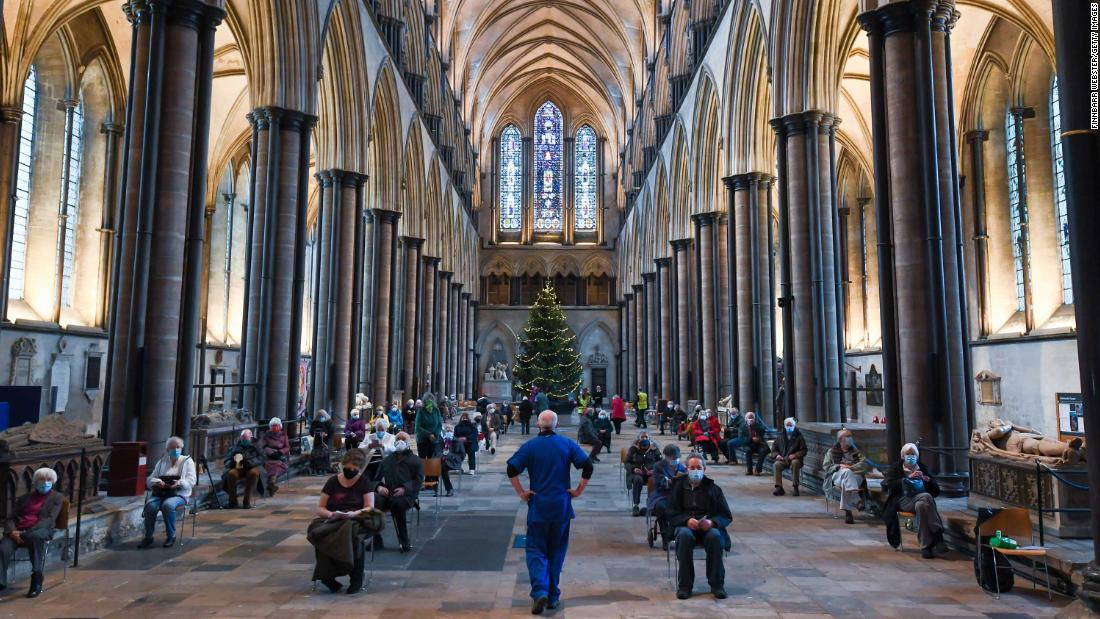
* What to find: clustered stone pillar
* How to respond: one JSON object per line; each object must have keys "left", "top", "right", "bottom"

{"left": 436, "top": 270, "right": 453, "bottom": 394}
{"left": 1051, "top": 0, "right": 1100, "bottom": 606}
{"left": 104, "top": 0, "right": 225, "bottom": 457}
{"left": 419, "top": 256, "right": 440, "bottom": 393}
{"left": 671, "top": 239, "right": 694, "bottom": 406}
{"left": 448, "top": 282, "right": 462, "bottom": 397}
{"left": 860, "top": 0, "right": 970, "bottom": 489}
{"left": 368, "top": 209, "right": 400, "bottom": 407}
{"left": 623, "top": 293, "right": 634, "bottom": 397}
{"left": 400, "top": 237, "right": 424, "bottom": 396}
{"left": 655, "top": 258, "right": 673, "bottom": 400}
{"left": 771, "top": 111, "right": 845, "bottom": 423}
{"left": 457, "top": 292, "right": 470, "bottom": 399}
{"left": 727, "top": 173, "right": 778, "bottom": 423}
{"left": 692, "top": 213, "right": 719, "bottom": 409}
{"left": 715, "top": 214, "right": 734, "bottom": 403}
{"left": 965, "top": 130, "right": 991, "bottom": 336}
{"left": 466, "top": 299, "right": 478, "bottom": 398}
{"left": 641, "top": 272, "right": 656, "bottom": 398}
{"left": 632, "top": 284, "right": 645, "bottom": 400}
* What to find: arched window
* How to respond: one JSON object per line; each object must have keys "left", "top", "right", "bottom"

{"left": 574, "top": 125, "right": 598, "bottom": 231}
{"left": 1005, "top": 108, "right": 1030, "bottom": 312}
{"left": 9, "top": 66, "right": 38, "bottom": 301}
{"left": 533, "top": 101, "right": 563, "bottom": 231}
{"left": 499, "top": 125, "right": 522, "bottom": 230}
{"left": 1049, "top": 77, "right": 1072, "bottom": 304}
{"left": 59, "top": 98, "right": 85, "bottom": 308}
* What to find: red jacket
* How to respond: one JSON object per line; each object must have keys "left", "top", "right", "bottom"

{"left": 611, "top": 396, "right": 626, "bottom": 421}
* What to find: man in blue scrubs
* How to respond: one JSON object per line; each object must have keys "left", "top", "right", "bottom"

{"left": 508, "top": 410, "right": 594, "bottom": 615}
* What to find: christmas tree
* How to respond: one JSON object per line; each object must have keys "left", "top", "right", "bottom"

{"left": 513, "top": 283, "right": 583, "bottom": 399}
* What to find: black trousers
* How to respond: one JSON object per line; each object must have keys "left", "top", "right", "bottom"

{"left": 585, "top": 441, "right": 602, "bottom": 459}
{"left": 466, "top": 450, "right": 477, "bottom": 471}
{"left": 612, "top": 420, "right": 623, "bottom": 434}
{"left": 627, "top": 473, "right": 650, "bottom": 506}
{"left": 0, "top": 529, "right": 51, "bottom": 585}
{"left": 652, "top": 499, "right": 672, "bottom": 544}
{"left": 377, "top": 495, "right": 415, "bottom": 545}
{"left": 745, "top": 442, "right": 770, "bottom": 472}
{"left": 441, "top": 464, "right": 458, "bottom": 492}
{"left": 520, "top": 418, "right": 531, "bottom": 434}
{"left": 634, "top": 410, "right": 647, "bottom": 427}
{"left": 675, "top": 527, "right": 725, "bottom": 591}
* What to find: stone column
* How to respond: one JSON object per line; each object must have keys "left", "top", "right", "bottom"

{"left": 860, "top": 0, "right": 969, "bottom": 488}
{"left": 770, "top": 111, "right": 844, "bottom": 423}
{"left": 466, "top": 298, "right": 477, "bottom": 398}
{"left": 401, "top": 237, "right": 424, "bottom": 395}
{"left": 965, "top": 130, "right": 991, "bottom": 336}
{"left": 329, "top": 171, "right": 360, "bottom": 418}
{"left": 715, "top": 214, "right": 734, "bottom": 404}
{"left": 643, "top": 272, "right": 658, "bottom": 398}
{"left": 632, "top": 284, "right": 645, "bottom": 400}
{"left": 671, "top": 239, "right": 694, "bottom": 405}
{"left": 1052, "top": 0, "right": 1100, "bottom": 605}
{"left": 419, "top": 256, "right": 440, "bottom": 394}
{"left": 309, "top": 172, "right": 335, "bottom": 414}
{"left": 436, "top": 270, "right": 453, "bottom": 394}
{"left": 655, "top": 258, "right": 673, "bottom": 399}
{"left": 369, "top": 209, "right": 400, "bottom": 406}
{"left": 104, "top": 0, "right": 226, "bottom": 456}
{"left": 457, "top": 291, "right": 470, "bottom": 398}
{"left": 692, "top": 213, "right": 719, "bottom": 409}
{"left": 623, "top": 293, "right": 634, "bottom": 397}
{"left": 447, "top": 282, "right": 463, "bottom": 396}
{"left": 0, "top": 109, "right": 21, "bottom": 320}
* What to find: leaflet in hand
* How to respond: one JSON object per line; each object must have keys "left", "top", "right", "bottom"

{"left": 331, "top": 510, "right": 359, "bottom": 519}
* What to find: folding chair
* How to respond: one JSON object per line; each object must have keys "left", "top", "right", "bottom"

{"left": 619, "top": 447, "right": 629, "bottom": 489}
{"left": 894, "top": 511, "right": 916, "bottom": 551}
{"left": 142, "top": 490, "right": 197, "bottom": 547}
{"left": 420, "top": 458, "right": 444, "bottom": 514}
{"left": 311, "top": 534, "right": 376, "bottom": 592}
{"left": 665, "top": 529, "right": 730, "bottom": 591}
{"left": 13, "top": 498, "right": 70, "bottom": 585}
{"left": 977, "top": 508, "right": 1052, "bottom": 600}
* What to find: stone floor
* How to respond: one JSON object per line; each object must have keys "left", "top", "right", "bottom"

{"left": 0, "top": 422, "right": 1075, "bottom": 618}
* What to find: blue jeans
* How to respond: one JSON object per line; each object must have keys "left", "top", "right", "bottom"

{"left": 144, "top": 495, "right": 186, "bottom": 540}
{"left": 525, "top": 519, "right": 570, "bottom": 603}
{"left": 725, "top": 438, "right": 746, "bottom": 462}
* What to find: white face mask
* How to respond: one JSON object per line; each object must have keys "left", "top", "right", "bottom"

{"left": 395, "top": 440, "right": 409, "bottom": 452}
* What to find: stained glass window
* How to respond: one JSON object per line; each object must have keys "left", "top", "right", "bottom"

{"left": 59, "top": 98, "right": 84, "bottom": 308}
{"left": 499, "top": 125, "right": 522, "bottom": 230}
{"left": 1005, "top": 108, "right": 1030, "bottom": 313}
{"left": 9, "top": 66, "right": 38, "bottom": 301}
{"left": 533, "top": 101, "right": 563, "bottom": 231}
{"left": 574, "top": 125, "right": 598, "bottom": 231}
{"left": 1049, "top": 77, "right": 1072, "bottom": 305}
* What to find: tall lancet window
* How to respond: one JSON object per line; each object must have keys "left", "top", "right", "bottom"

{"left": 1005, "top": 108, "right": 1030, "bottom": 313}
{"left": 499, "top": 125, "right": 522, "bottom": 230}
{"left": 59, "top": 97, "right": 85, "bottom": 308}
{"left": 533, "top": 101, "right": 563, "bottom": 231}
{"left": 10, "top": 66, "right": 39, "bottom": 301}
{"left": 1049, "top": 77, "right": 1072, "bottom": 305}
{"left": 574, "top": 125, "right": 598, "bottom": 231}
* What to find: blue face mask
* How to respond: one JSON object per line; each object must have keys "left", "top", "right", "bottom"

{"left": 687, "top": 469, "right": 704, "bottom": 483}
{"left": 376, "top": 430, "right": 387, "bottom": 438}
{"left": 639, "top": 439, "right": 652, "bottom": 449}
{"left": 36, "top": 481, "right": 53, "bottom": 494}
{"left": 904, "top": 455, "right": 918, "bottom": 467}
{"left": 169, "top": 448, "right": 182, "bottom": 459}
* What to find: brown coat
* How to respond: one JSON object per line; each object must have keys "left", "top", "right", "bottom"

{"left": 3, "top": 490, "right": 64, "bottom": 535}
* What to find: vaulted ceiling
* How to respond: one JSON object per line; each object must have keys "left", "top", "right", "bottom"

{"left": 440, "top": 0, "right": 654, "bottom": 156}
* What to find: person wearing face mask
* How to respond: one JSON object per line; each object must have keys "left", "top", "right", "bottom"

{"left": 624, "top": 436, "right": 661, "bottom": 516}
{"left": 594, "top": 409, "right": 614, "bottom": 453}
{"left": 454, "top": 412, "right": 480, "bottom": 474}
{"left": 508, "top": 410, "right": 594, "bottom": 614}
{"left": 634, "top": 390, "right": 649, "bottom": 428}
{"left": 435, "top": 424, "right": 465, "bottom": 496}
{"left": 824, "top": 429, "right": 870, "bottom": 524}
{"left": 883, "top": 443, "right": 944, "bottom": 558}
{"left": 222, "top": 429, "right": 267, "bottom": 509}
{"left": 139, "top": 436, "right": 197, "bottom": 548}
{"left": 659, "top": 400, "right": 675, "bottom": 435}
{"left": 387, "top": 404, "right": 404, "bottom": 431}
{"left": 734, "top": 412, "right": 769, "bottom": 475}
{"left": 770, "top": 418, "right": 807, "bottom": 496}
{"left": 344, "top": 408, "right": 367, "bottom": 450}
{"left": 0, "top": 468, "right": 63, "bottom": 598}
{"left": 309, "top": 410, "right": 335, "bottom": 474}
{"left": 416, "top": 399, "right": 443, "bottom": 459}
{"left": 575, "top": 408, "right": 603, "bottom": 462}
{"left": 369, "top": 407, "right": 389, "bottom": 433}
{"left": 310, "top": 409, "right": 335, "bottom": 446}
{"left": 649, "top": 444, "right": 687, "bottom": 550}
{"left": 371, "top": 432, "right": 423, "bottom": 552}
{"left": 691, "top": 410, "right": 723, "bottom": 464}
{"left": 260, "top": 418, "right": 290, "bottom": 496}
{"left": 667, "top": 455, "right": 731, "bottom": 600}
{"left": 309, "top": 449, "right": 378, "bottom": 594}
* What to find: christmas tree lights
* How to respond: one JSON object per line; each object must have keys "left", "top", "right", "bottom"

{"left": 513, "top": 283, "right": 583, "bottom": 399}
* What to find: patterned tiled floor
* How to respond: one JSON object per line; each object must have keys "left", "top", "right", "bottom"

{"left": 0, "top": 421, "right": 1073, "bottom": 617}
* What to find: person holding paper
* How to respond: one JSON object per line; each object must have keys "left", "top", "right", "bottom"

{"left": 309, "top": 450, "right": 377, "bottom": 595}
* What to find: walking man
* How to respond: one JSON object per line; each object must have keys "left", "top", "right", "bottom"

{"left": 508, "top": 410, "right": 594, "bottom": 614}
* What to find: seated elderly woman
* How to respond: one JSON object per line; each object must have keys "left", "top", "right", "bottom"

{"left": 308, "top": 450, "right": 380, "bottom": 595}
{"left": 624, "top": 435, "right": 660, "bottom": 516}
{"left": 139, "top": 437, "right": 197, "bottom": 549}
{"left": 371, "top": 432, "right": 423, "bottom": 553}
{"left": 260, "top": 418, "right": 290, "bottom": 496}
{"left": 364, "top": 419, "right": 396, "bottom": 480}
{"left": 0, "top": 468, "right": 62, "bottom": 598}
{"left": 883, "top": 443, "right": 945, "bottom": 558}
{"left": 648, "top": 444, "right": 687, "bottom": 550}
{"left": 222, "top": 429, "right": 266, "bottom": 509}
{"left": 825, "top": 429, "right": 870, "bottom": 524}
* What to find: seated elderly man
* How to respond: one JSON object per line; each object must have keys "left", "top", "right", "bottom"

{"left": 371, "top": 432, "right": 423, "bottom": 552}
{"left": 648, "top": 444, "right": 686, "bottom": 550}
{"left": 223, "top": 429, "right": 266, "bottom": 509}
{"left": 624, "top": 435, "right": 660, "bottom": 516}
{"left": 140, "top": 436, "right": 197, "bottom": 548}
{"left": 667, "top": 455, "right": 732, "bottom": 600}
{"left": 0, "top": 468, "right": 63, "bottom": 598}
{"left": 771, "top": 418, "right": 807, "bottom": 496}
{"left": 735, "top": 411, "right": 769, "bottom": 475}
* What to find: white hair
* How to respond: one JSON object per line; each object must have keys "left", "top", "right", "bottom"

{"left": 268, "top": 417, "right": 282, "bottom": 428}
{"left": 165, "top": 436, "right": 184, "bottom": 449}
{"left": 240, "top": 429, "right": 253, "bottom": 440}
{"left": 901, "top": 442, "right": 919, "bottom": 458}
{"left": 34, "top": 467, "right": 57, "bottom": 484}
{"left": 784, "top": 417, "right": 797, "bottom": 427}
{"left": 537, "top": 410, "right": 558, "bottom": 430}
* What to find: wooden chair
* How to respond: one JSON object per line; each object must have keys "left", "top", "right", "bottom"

{"left": 14, "top": 497, "right": 70, "bottom": 585}
{"left": 977, "top": 508, "right": 1052, "bottom": 600}
{"left": 421, "top": 458, "right": 443, "bottom": 514}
